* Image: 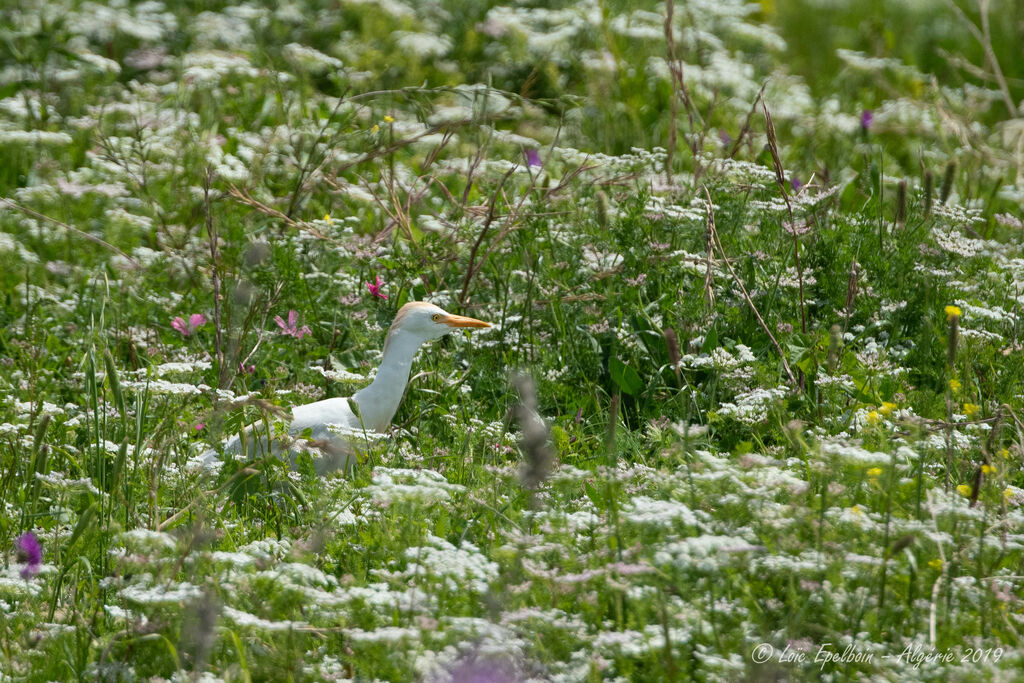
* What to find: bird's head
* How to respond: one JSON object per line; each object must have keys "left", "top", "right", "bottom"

{"left": 386, "top": 302, "right": 490, "bottom": 349}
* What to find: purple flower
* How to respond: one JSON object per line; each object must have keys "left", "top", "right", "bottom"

{"left": 171, "top": 313, "right": 207, "bottom": 337}
{"left": 860, "top": 109, "right": 873, "bottom": 130}
{"left": 718, "top": 129, "right": 732, "bottom": 146}
{"left": 625, "top": 273, "right": 647, "bottom": 287}
{"left": 790, "top": 176, "right": 803, "bottom": 192}
{"left": 15, "top": 532, "right": 42, "bottom": 579}
{"left": 525, "top": 148, "right": 542, "bottom": 167}
{"left": 366, "top": 274, "right": 388, "bottom": 300}
{"left": 448, "top": 657, "right": 519, "bottom": 683}
{"left": 274, "top": 310, "right": 312, "bottom": 340}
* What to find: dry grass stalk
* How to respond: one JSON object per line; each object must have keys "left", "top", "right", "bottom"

{"left": 728, "top": 83, "right": 767, "bottom": 159}
{"left": 663, "top": 327, "right": 682, "bottom": 384}
{"left": 203, "top": 169, "right": 226, "bottom": 388}
{"left": 663, "top": 0, "right": 704, "bottom": 181}
{"left": 0, "top": 198, "right": 140, "bottom": 268}
{"left": 702, "top": 185, "right": 798, "bottom": 387}
{"left": 923, "top": 169, "right": 934, "bottom": 217}
{"left": 510, "top": 374, "right": 554, "bottom": 492}
{"left": 896, "top": 179, "right": 907, "bottom": 226}
{"left": 763, "top": 103, "right": 808, "bottom": 335}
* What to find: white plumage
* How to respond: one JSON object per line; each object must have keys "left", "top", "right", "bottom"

{"left": 199, "top": 302, "right": 490, "bottom": 473}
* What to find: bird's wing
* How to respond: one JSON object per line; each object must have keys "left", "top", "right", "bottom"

{"left": 191, "top": 424, "right": 277, "bottom": 472}
{"left": 191, "top": 397, "right": 369, "bottom": 475}
{"left": 290, "top": 396, "right": 378, "bottom": 473}
{"left": 290, "top": 396, "right": 362, "bottom": 438}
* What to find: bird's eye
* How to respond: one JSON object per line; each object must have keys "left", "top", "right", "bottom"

{"left": 431, "top": 314, "right": 442, "bottom": 322}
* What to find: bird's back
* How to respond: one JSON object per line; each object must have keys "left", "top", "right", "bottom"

{"left": 196, "top": 395, "right": 371, "bottom": 474}
{"left": 290, "top": 396, "right": 362, "bottom": 437}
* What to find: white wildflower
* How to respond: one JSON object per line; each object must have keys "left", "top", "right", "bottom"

{"left": 819, "top": 440, "right": 891, "bottom": 465}
{"left": 365, "top": 467, "right": 465, "bottom": 505}
{"left": 282, "top": 43, "right": 343, "bottom": 72}
{"left": 312, "top": 366, "right": 367, "bottom": 382}
{"left": 118, "top": 529, "right": 178, "bottom": 552}
{"left": 716, "top": 386, "right": 788, "bottom": 425}
{"left": 343, "top": 626, "right": 419, "bottom": 643}
{"left": 391, "top": 31, "right": 451, "bottom": 59}
{"left": 120, "top": 576, "right": 202, "bottom": 605}
{"left": 223, "top": 606, "right": 306, "bottom": 631}
{"left": 35, "top": 472, "right": 101, "bottom": 495}
{"left": 621, "top": 496, "right": 700, "bottom": 528}
{"left": 402, "top": 535, "right": 498, "bottom": 594}
{"left": 654, "top": 534, "right": 761, "bottom": 572}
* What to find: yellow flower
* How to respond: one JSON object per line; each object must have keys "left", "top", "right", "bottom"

{"left": 850, "top": 504, "right": 863, "bottom": 517}
{"left": 948, "top": 378, "right": 961, "bottom": 393}
{"left": 981, "top": 464, "right": 996, "bottom": 475}
{"left": 1005, "top": 487, "right": 1015, "bottom": 502}
{"left": 867, "top": 467, "right": 883, "bottom": 478}
{"left": 945, "top": 305, "right": 962, "bottom": 320}
{"left": 371, "top": 124, "right": 380, "bottom": 134}
{"left": 866, "top": 410, "right": 881, "bottom": 426}
{"left": 998, "top": 448, "right": 1009, "bottom": 459}
{"left": 928, "top": 558, "right": 943, "bottom": 570}
{"left": 956, "top": 484, "right": 972, "bottom": 497}
{"left": 963, "top": 403, "right": 979, "bottom": 418}
{"left": 879, "top": 401, "right": 897, "bottom": 416}
{"left": 383, "top": 115, "right": 394, "bottom": 123}
{"left": 323, "top": 213, "right": 332, "bottom": 224}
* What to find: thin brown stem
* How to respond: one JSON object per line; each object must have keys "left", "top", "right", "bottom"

{"left": 728, "top": 83, "right": 767, "bottom": 159}
{"left": 1, "top": 199, "right": 140, "bottom": 268}
{"left": 942, "top": 0, "right": 1016, "bottom": 118}
{"left": 663, "top": 0, "right": 703, "bottom": 180}
{"left": 703, "top": 186, "right": 798, "bottom": 387}
{"left": 458, "top": 167, "right": 516, "bottom": 305}
{"left": 204, "top": 170, "right": 226, "bottom": 388}
{"left": 762, "top": 103, "right": 807, "bottom": 336}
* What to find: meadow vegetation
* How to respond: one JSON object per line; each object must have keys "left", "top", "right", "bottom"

{"left": 2, "top": 0, "right": 1024, "bottom": 680}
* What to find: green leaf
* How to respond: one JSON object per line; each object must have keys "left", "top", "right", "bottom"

{"left": 584, "top": 481, "right": 605, "bottom": 510}
{"left": 103, "top": 348, "right": 126, "bottom": 424}
{"left": 66, "top": 503, "right": 98, "bottom": 555}
{"left": 609, "top": 357, "right": 643, "bottom": 395}
{"left": 109, "top": 438, "right": 129, "bottom": 493}
{"left": 701, "top": 328, "right": 719, "bottom": 354}
{"left": 797, "top": 354, "right": 818, "bottom": 376}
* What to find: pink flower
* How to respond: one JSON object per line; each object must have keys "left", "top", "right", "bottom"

{"left": 274, "top": 310, "right": 312, "bottom": 340}
{"left": 366, "top": 274, "right": 388, "bottom": 300}
{"left": 194, "top": 423, "right": 205, "bottom": 431}
{"left": 171, "top": 313, "right": 207, "bottom": 337}
{"left": 239, "top": 362, "right": 255, "bottom": 374}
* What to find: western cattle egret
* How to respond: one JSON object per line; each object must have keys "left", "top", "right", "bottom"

{"left": 199, "top": 302, "right": 490, "bottom": 473}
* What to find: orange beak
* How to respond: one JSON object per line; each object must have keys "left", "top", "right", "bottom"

{"left": 442, "top": 313, "right": 490, "bottom": 329}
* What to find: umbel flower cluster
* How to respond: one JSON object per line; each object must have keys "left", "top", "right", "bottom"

{"left": 2, "top": 0, "right": 1024, "bottom": 679}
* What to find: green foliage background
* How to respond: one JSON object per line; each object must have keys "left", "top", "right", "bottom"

{"left": 1, "top": 0, "right": 1024, "bottom": 680}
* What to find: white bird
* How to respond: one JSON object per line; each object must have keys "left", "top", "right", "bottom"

{"left": 200, "top": 302, "right": 490, "bottom": 473}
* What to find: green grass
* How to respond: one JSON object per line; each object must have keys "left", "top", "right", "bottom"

{"left": 2, "top": 0, "right": 1024, "bottom": 680}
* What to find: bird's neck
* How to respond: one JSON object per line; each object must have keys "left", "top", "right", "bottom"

{"left": 352, "top": 327, "right": 423, "bottom": 432}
